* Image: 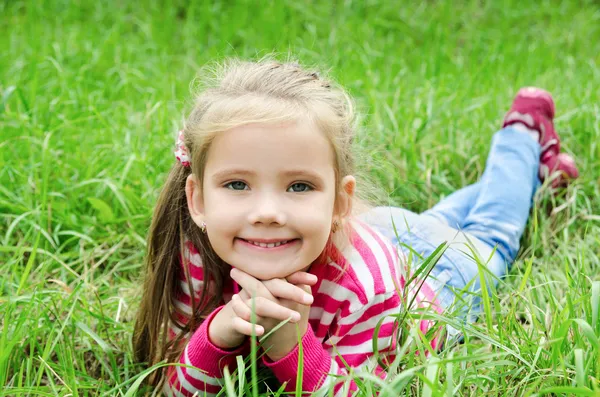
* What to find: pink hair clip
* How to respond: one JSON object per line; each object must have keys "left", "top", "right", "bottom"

{"left": 174, "top": 130, "right": 190, "bottom": 167}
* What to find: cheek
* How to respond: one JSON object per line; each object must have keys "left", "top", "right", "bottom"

{"left": 294, "top": 209, "right": 333, "bottom": 244}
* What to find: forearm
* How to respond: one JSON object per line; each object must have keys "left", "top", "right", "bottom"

{"left": 165, "top": 306, "right": 249, "bottom": 396}
{"left": 262, "top": 327, "right": 343, "bottom": 394}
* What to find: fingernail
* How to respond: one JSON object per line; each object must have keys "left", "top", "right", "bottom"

{"left": 304, "top": 294, "right": 313, "bottom": 304}
{"left": 292, "top": 312, "right": 301, "bottom": 322}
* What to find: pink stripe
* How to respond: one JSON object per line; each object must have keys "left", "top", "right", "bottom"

{"left": 419, "top": 281, "right": 443, "bottom": 313}
{"left": 374, "top": 365, "right": 388, "bottom": 379}
{"left": 177, "top": 367, "right": 222, "bottom": 394}
{"left": 358, "top": 219, "right": 399, "bottom": 280}
{"left": 333, "top": 379, "right": 359, "bottom": 394}
{"left": 348, "top": 226, "right": 385, "bottom": 294}
{"left": 333, "top": 295, "right": 401, "bottom": 337}
{"left": 326, "top": 245, "right": 368, "bottom": 305}
{"left": 310, "top": 319, "right": 331, "bottom": 340}
{"left": 332, "top": 322, "right": 396, "bottom": 348}
{"left": 167, "top": 370, "right": 202, "bottom": 397}
{"left": 314, "top": 293, "right": 353, "bottom": 318}
{"left": 335, "top": 351, "right": 371, "bottom": 367}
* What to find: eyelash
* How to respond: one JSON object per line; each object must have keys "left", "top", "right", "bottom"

{"left": 287, "top": 182, "right": 314, "bottom": 193}
{"left": 223, "top": 181, "right": 314, "bottom": 192}
{"left": 224, "top": 181, "right": 249, "bottom": 191}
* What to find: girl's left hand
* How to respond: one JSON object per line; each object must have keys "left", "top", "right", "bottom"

{"left": 261, "top": 282, "right": 312, "bottom": 361}
{"left": 230, "top": 268, "right": 315, "bottom": 361}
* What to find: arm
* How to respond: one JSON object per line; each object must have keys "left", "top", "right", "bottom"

{"left": 164, "top": 256, "right": 316, "bottom": 396}
{"left": 262, "top": 282, "right": 443, "bottom": 396}
{"left": 162, "top": 240, "right": 249, "bottom": 397}
{"left": 163, "top": 305, "right": 250, "bottom": 397}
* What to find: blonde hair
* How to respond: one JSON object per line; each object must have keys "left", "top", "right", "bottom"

{"left": 133, "top": 57, "right": 364, "bottom": 387}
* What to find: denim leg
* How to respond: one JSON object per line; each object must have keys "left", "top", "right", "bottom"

{"left": 422, "top": 183, "right": 481, "bottom": 229}
{"left": 359, "top": 206, "right": 421, "bottom": 237}
{"left": 462, "top": 127, "right": 541, "bottom": 264}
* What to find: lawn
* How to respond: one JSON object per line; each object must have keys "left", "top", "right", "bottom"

{"left": 1, "top": 0, "right": 599, "bottom": 395}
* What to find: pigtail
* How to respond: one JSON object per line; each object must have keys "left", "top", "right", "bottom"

{"left": 132, "top": 161, "right": 226, "bottom": 388}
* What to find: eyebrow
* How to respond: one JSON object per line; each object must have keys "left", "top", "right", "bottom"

{"left": 280, "top": 170, "right": 326, "bottom": 185}
{"left": 211, "top": 169, "right": 255, "bottom": 181}
{"left": 210, "top": 168, "right": 326, "bottom": 185}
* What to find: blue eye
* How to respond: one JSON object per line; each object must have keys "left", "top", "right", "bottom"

{"left": 287, "top": 183, "right": 312, "bottom": 193}
{"left": 225, "top": 181, "right": 249, "bottom": 191}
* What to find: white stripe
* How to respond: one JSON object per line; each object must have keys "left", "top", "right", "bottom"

{"left": 352, "top": 222, "right": 396, "bottom": 294}
{"left": 309, "top": 306, "right": 336, "bottom": 326}
{"left": 174, "top": 300, "right": 193, "bottom": 316}
{"left": 162, "top": 379, "right": 196, "bottom": 397}
{"left": 180, "top": 279, "right": 203, "bottom": 298}
{"left": 162, "top": 381, "right": 174, "bottom": 397}
{"left": 182, "top": 345, "right": 223, "bottom": 386}
{"left": 311, "top": 359, "right": 337, "bottom": 397}
{"left": 325, "top": 258, "right": 345, "bottom": 273}
{"left": 188, "top": 250, "right": 203, "bottom": 268}
{"left": 325, "top": 306, "right": 400, "bottom": 346}
{"left": 336, "top": 294, "right": 392, "bottom": 325}
{"left": 175, "top": 366, "right": 217, "bottom": 397}
{"left": 334, "top": 377, "right": 353, "bottom": 397}
{"left": 341, "top": 241, "right": 375, "bottom": 298}
{"left": 317, "top": 280, "right": 362, "bottom": 312}
{"left": 330, "top": 335, "right": 394, "bottom": 356}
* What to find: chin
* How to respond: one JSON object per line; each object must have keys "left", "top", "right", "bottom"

{"left": 247, "top": 267, "right": 291, "bottom": 281}
{"left": 231, "top": 260, "right": 302, "bottom": 281}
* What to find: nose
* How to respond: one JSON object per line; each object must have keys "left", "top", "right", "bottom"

{"left": 247, "top": 192, "right": 287, "bottom": 226}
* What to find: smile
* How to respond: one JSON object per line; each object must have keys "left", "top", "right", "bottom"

{"left": 247, "top": 240, "right": 289, "bottom": 248}
{"left": 237, "top": 238, "right": 299, "bottom": 250}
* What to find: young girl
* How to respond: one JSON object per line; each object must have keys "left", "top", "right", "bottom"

{"left": 133, "top": 59, "right": 578, "bottom": 396}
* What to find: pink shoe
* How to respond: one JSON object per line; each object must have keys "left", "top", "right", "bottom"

{"left": 540, "top": 152, "right": 580, "bottom": 188}
{"left": 503, "top": 87, "right": 579, "bottom": 188}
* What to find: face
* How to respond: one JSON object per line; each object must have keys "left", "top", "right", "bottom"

{"left": 191, "top": 119, "right": 345, "bottom": 280}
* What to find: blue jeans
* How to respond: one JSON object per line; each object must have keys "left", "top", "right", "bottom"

{"left": 360, "top": 127, "right": 541, "bottom": 334}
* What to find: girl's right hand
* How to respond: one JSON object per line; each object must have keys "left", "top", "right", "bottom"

{"left": 229, "top": 268, "right": 315, "bottom": 337}
{"left": 207, "top": 269, "right": 316, "bottom": 349}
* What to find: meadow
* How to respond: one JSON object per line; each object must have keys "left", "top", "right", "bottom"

{"left": 1, "top": 0, "right": 599, "bottom": 395}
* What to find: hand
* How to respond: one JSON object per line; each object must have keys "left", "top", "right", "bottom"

{"left": 261, "top": 283, "right": 313, "bottom": 361}
{"left": 229, "top": 268, "right": 315, "bottom": 361}
{"left": 229, "top": 268, "right": 316, "bottom": 337}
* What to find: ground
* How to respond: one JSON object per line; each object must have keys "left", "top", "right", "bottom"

{"left": 1, "top": 0, "right": 599, "bottom": 395}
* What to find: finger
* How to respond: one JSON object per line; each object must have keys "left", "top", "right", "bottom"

{"left": 241, "top": 295, "right": 301, "bottom": 322}
{"left": 237, "top": 289, "right": 250, "bottom": 300}
{"left": 262, "top": 278, "right": 314, "bottom": 305}
{"left": 230, "top": 268, "right": 275, "bottom": 300}
{"left": 231, "top": 294, "right": 263, "bottom": 323}
{"left": 232, "top": 316, "right": 264, "bottom": 337}
{"left": 286, "top": 272, "right": 318, "bottom": 286}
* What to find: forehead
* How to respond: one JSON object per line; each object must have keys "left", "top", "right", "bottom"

{"left": 205, "top": 120, "right": 336, "bottom": 178}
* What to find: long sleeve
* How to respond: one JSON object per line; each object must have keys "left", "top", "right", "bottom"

{"left": 163, "top": 306, "right": 249, "bottom": 397}
{"left": 258, "top": 220, "right": 445, "bottom": 395}
{"left": 260, "top": 282, "right": 442, "bottom": 396}
{"left": 162, "top": 239, "right": 244, "bottom": 397}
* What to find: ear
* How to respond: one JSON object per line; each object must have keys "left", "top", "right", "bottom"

{"left": 335, "top": 175, "right": 356, "bottom": 219}
{"left": 185, "top": 174, "right": 206, "bottom": 227}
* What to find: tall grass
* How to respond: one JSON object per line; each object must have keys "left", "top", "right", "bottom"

{"left": 1, "top": 0, "right": 599, "bottom": 395}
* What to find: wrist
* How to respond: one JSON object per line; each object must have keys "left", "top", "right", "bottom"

{"left": 208, "top": 304, "right": 246, "bottom": 349}
{"left": 264, "top": 323, "right": 308, "bottom": 361}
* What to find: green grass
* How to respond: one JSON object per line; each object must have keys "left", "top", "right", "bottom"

{"left": 1, "top": 0, "right": 599, "bottom": 395}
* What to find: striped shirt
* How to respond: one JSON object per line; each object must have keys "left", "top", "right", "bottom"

{"left": 163, "top": 219, "right": 443, "bottom": 396}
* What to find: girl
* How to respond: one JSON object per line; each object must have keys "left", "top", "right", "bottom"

{"left": 133, "top": 59, "right": 578, "bottom": 396}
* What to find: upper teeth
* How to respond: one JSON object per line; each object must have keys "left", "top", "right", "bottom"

{"left": 248, "top": 240, "right": 289, "bottom": 248}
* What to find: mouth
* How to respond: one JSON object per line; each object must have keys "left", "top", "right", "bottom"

{"left": 236, "top": 238, "right": 300, "bottom": 250}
